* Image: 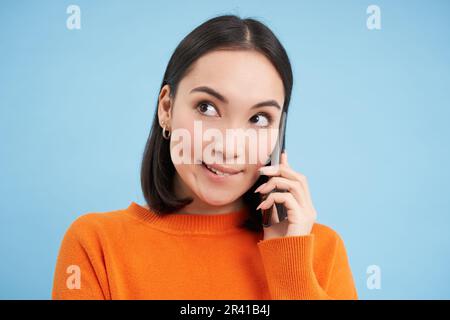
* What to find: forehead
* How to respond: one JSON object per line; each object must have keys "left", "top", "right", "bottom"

{"left": 178, "top": 49, "right": 285, "bottom": 107}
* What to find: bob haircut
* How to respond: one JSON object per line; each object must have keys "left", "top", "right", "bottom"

{"left": 140, "top": 14, "right": 293, "bottom": 232}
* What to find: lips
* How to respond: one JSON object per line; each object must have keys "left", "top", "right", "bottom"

{"left": 201, "top": 161, "right": 243, "bottom": 176}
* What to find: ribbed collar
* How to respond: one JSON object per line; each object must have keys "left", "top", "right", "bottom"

{"left": 126, "top": 201, "right": 251, "bottom": 235}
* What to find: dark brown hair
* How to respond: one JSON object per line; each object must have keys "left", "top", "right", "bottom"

{"left": 140, "top": 14, "right": 293, "bottom": 232}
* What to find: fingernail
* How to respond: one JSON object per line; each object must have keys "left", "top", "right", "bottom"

{"left": 259, "top": 166, "right": 278, "bottom": 175}
{"left": 254, "top": 183, "right": 266, "bottom": 193}
{"left": 256, "top": 201, "right": 265, "bottom": 210}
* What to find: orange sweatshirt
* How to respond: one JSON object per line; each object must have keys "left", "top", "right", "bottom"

{"left": 52, "top": 202, "right": 358, "bottom": 300}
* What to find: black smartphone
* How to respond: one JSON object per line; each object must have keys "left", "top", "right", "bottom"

{"left": 261, "top": 110, "right": 287, "bottom": 227}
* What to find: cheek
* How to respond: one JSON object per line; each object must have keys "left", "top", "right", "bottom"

{"left": 169, "top": 114, "right": 197, "bottom": 164}
{"left": 172, "top": 111, "right": 196, "bottom": 135}
{"left": 246, "top": 129, "right": 278, "bottom": 167}
{"left": 171, "top": 119, "right": 226, "bottom": 165}
{"left": 169, "top": 116, "right": 205, "bottom": 188}
{"left": 246, "top": 164, "right": 263, "bottom": 184}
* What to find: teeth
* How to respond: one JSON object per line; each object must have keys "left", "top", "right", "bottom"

{"left": 205, "top": 164, "right": 231, "bottom": 177}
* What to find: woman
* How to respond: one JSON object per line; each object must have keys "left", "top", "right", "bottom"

{"left": 52, "top": 14, "right": 358, "bottom": 300}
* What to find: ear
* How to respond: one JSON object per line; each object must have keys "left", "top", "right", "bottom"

{"left": 157, "top": 84, "right": 173, "bottom": 127}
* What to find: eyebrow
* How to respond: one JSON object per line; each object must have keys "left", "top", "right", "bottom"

{"left": 190, "top": 86, "right": 281, "bottom": 110}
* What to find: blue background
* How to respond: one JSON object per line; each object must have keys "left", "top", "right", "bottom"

{"left": 1, "top": 0, "right": 449, "bottom": 299}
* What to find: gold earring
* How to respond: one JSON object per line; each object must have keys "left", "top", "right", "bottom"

{"left": 161, "top": 121, "right": 171, "bottom": 139}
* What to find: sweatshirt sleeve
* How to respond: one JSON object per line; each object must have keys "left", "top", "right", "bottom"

{"left": 257, "top": 228, "right": 358, "bottom": 300}
{"left": 52, "top": 214, "right": 110, "bottom": 300}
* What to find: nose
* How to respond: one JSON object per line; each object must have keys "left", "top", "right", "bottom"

{"left": 210, "top": 141, "right": 241, "bottom": 164}
{"left": 210, "top": 129, "right": 249, "bottom": 165}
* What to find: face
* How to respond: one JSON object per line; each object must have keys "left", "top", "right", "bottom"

{"left": 158, "top": 49, "right": 285, "bottom": 211}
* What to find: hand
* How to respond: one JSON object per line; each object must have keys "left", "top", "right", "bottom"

{"left": 255, "top": 151, "right": 317, "bottom": 240}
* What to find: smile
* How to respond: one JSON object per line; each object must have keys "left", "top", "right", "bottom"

{"left": 201, "top": 161, "right": 243, "bottom": 177}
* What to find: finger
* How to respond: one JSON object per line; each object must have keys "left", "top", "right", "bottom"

{"left": 259, "top": 205, "right": 280, "bottom": 227}
{"left": 280, "top": 150, "right": 289, "bottom": 167}
{"left": 259, "top": 163, "right": 302, "bottom": 182}
{"left": 270, "top": 205, "right": 280, "bottom": 224}
{"left": 258, "top": 192, "right": 299, "bottom": 215}
{"left": 255, "top": 176, "right": 306, "bottom": 208}
{"left": 259, "top": 165, "right": 312, "bottom": 205}
{"left": 257, "top": 198, "right": 280, "bottom": 226}
{"left": 258, "top": 199, "right": 280, "bottom": 225}
{"left": 261, "top": 192, "right": 308, "bottom": 225}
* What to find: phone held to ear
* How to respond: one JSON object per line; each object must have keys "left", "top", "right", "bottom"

{"left": 261, "top": 110, "right": 287, "bottom": 227}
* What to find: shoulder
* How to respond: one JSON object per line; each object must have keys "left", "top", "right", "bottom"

{"left": 62, "top": 206, "right": 133, "bottom": 244}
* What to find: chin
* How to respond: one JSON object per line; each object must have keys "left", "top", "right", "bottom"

{"left": 199, "top": 192, "right": 237, "bottom": 207}
{"left": 203, "top": 197, "right": 233, "bottom": 207}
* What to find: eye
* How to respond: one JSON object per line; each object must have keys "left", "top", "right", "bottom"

{"left": 196, "top": 101, "right": 219, "bottom": 117}
{"left": 250, "top": 113, "right": 273, "bottom": 127}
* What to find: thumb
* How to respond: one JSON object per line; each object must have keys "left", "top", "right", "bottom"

{"left": 280, "top": 150, "right": 289, "bottom": 166}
